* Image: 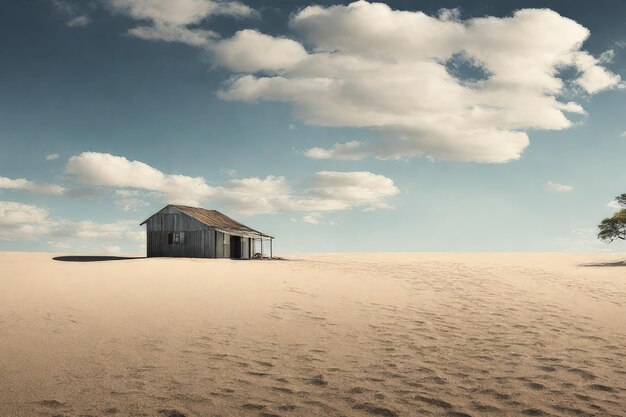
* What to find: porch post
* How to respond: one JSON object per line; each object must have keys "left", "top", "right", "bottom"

{"left": 270, "top": 239, "right": 273, "bottom": 259}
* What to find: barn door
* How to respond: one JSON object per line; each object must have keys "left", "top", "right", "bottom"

{"left": 230, "top": 235, "right": 242, "bottom": 258}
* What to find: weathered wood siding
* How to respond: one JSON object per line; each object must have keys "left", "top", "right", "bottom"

{"left": 215, "top": 231, "right": 223, "bottom": 258}
{"left": 147, "top": 230, "right": 210, "bottom": 258}
{"left": 242, "top": 237, "right": 250, "bottom": 258}
{"left": 224, "top": 234, "right": 231, "bottom": 258}
{"left": 215, "top": 231, "right": 231, "bottom": 258}
{"left": 145, "top": 206, "right": 211, "bottom": 258}
{"left": 207, "top": 229, "right": 216, "bottom": 258}
{"left": 144, "top": 206, "right": 210, "bottom": 232}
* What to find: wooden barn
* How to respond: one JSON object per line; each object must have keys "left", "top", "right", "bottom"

{"left": 140, "top": 205, "right": 274, "bottom": 259}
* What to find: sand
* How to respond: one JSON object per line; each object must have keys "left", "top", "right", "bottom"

{"left": 0, "top": 252, "right": 625, "bottom": 417}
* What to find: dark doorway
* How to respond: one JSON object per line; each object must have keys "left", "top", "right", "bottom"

{"left": 230, "top": 235, "right": 242, "bottom": 258}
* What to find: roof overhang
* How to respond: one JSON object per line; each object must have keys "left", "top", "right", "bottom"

{"left": 215, "top": 228, "right": 274, "bottom": 239}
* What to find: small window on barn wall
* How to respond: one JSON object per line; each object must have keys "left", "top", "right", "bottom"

{"left": 168, "top": 232, "right": 184, "bottom": 244}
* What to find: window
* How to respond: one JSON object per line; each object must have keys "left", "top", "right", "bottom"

{"left": 223, "top": 233, "right": 229, "bottom": 244}
{"left": 168, "top": 232, "right": 184, "bottom": 244}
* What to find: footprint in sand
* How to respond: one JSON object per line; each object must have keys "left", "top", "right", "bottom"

{"left": 352, "top": 403, "right": 399, "bottom": 417}
{"left": 472, "top": 403, "right": 500, "bottom": 413}
{"left": 247, "top": 371, "right": 271, "bottom": 377}
{"left": 588, "top": 384, "right": 616, "bottom": 392}
{"left": 526, "top": 382, "right": 545, "bottom": 390}
{"left": 272, "top": 386, "right": 294, "bottom": 394}
{"left": 536, "top": 365, "right": 557, "bottom": 372}
{"left": 158, "top": 409, "right": 186, "bottom": 417}
{"left": 38, "top": 400, "right": 65, "bottom": 408}
{"left": 242, "top": 403, "right": 266, "bottom": 410}
{"left": 414, "top": 395, "right": 453, "bottom": 409}
{"left": 521, "top": 408, "right": 545, "bottom": 415}
{"left": 567, "top": 368, "right": 596, "bottom": 380}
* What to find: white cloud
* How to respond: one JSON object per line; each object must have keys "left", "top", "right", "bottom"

{"left": 607, "top": 200, "right": 622, "bottom": 210}
{"left": 52, "top": 0, "right": 93, "bottom": 27}
{"left": 220, "top": 168, "right": 238, "bottom": 177}
{"left": 112, "top": 190, "right": 151, "bottom": 212}
{"left": 211, "top": 30, "right": 307, "bottom": 72}
{"left": 45, "top": 153, "right": 60, "bottom": 161}
{"left": 115, "top": 198, "right": 150, "bottom": 212}
{"left": 298, "top": 171, "right": 399, "bottom": 211}
{"left": 66, "top": 152, "right": 166, "bottom": 188}
{"left": 128, "top": 24, "right": 217, "bottom": 46}
{"left": 305, "top": 140, "right": 370, "bottom": 160}
{"left": 214, "top": 2, "right": 620, "bottom": 163}
{"left": 0, "top": 176, "right": 66, "bottom": 195}
{"left": 108, "top": 0, "right": 255, "bottom": 45}
{"left": 545, "top": 181, "right": 573, "bottom": 192}
{"left": 598, "top": 49, "right": 615, "bottom": 64}
{"left": 300, "top": 213, "right": 337, "bottom": 225}
{"left": 620, "top": 131, "right": 626, "bottom": 138}
{"left": 107, "top": 0, "right": 254, "bottom": 25}
{"left": 67, "top": 15, "right": 91, "bottom": 27}
{"left": 0, "top": 202, "right": 52, "bottom": 240}
{"left": 185, "top": 174, "right": 289, "bottom": 215}
{"left": 64, "top": 152, "right": 399, "bottom": 215}
{"left": 0, "top": 201, "right": 49, "bottom": 226}
{"left": 302, "top": 214, "right": 320, "bottom": 224}
{"left": 576, "top": 52, "right": 621, "bottom": 94}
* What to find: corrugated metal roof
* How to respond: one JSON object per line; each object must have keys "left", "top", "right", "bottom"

{"left": 141, "top": 205, "right": 273, "bottom": 238}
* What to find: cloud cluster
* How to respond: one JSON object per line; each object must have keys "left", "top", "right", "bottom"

{"left": 0, "top": 201, "right": 141, "bottom": 251}
{"left": 108, "top": 0, "right": 255, "bottom": 46}
{"left": 66, "top": 152, "right": 213, "bottom": 205}
{"left": 0, "top": 176, "right": 67, "bottom": 195}
{"left": 64, "top": 152, "right": 399, "bottom": 215}
{"left": 59, "top": 1, "right": 621, "bottom": 164}
{"left": 213, "top": 2, "right": 620, "bottom": 163}
{"left": 0, "top": 201, "right": 50, "bottom": 240}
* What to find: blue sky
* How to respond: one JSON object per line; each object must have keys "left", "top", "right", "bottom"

{"left": 1, "top": 0, "right": 625, "bottom": 253}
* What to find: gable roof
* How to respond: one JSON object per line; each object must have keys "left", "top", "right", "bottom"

{"left": 140, "top": 205, "right": 273, "bottom": 238}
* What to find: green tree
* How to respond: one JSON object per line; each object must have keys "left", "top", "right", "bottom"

{"left": 598, "top": 193, "right": 626, "bottom": 242}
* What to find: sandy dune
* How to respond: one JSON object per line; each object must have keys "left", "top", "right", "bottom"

{"left": 0, "top": 252, "right": 625, "bottom": 417}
